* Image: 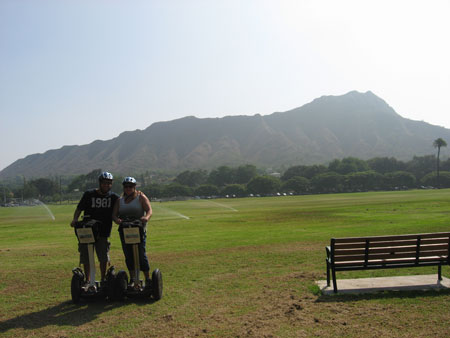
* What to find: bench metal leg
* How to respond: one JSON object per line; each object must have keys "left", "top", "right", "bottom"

{"left": 326, "top": 260, "right": 330, "bottom": 287}
{"left": 438, "top": 265, "right": 442, "bottom": 281}
{"left": 332, "top": 268, "right": 337, "bottom": 293}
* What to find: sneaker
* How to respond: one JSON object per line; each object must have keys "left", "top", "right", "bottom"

{"left": 130, "top": 279, "right": 141, "bottom": 290}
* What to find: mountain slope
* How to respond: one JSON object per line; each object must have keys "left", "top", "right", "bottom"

{"left": 1, "top": 91, "right": 449, "bottom": 178}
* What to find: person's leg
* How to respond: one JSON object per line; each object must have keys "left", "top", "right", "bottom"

{"left": 100, "top": 262, "right": 107, "bottom": 280}
{"left": 139, "top": 232, "right": 151, "bottom": 282}
{"left": 119, "top": 230, "right": 135, "bottom": 281}
{"left": 83, "top": 264, "right": 90, "bottom": 281}
{"left": 78, "top": 243, "right": 90, "bottom": 282}
{"left": 95, "top": 237, "right": 110, "bottom": 281}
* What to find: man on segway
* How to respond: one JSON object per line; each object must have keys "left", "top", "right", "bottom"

{"left": 70, "top": 172, "right": 120, "bottom": 283}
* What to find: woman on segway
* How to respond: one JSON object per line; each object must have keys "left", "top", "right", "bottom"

{"left": 112, "top": 177, "right": 153, "bottom": 286}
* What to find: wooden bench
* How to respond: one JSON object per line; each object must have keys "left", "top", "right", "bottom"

{"left": 326, "top": 232, "right": 450, "bottom": 293}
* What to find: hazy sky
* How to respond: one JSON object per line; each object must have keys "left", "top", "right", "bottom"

{"left": 1, "top": 0, "right": 449, "bottom": 171}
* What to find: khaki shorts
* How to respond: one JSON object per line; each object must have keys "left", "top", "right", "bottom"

{"left": 78, "top": 237, "right": 110, "bottom": 265}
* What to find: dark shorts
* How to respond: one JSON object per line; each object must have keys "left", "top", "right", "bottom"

{"left": 78, "top": 237, "right": 110, "bottom": 265}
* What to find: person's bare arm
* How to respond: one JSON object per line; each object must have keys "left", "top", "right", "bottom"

{"left": 112, "top": 199, "right": 122, "bottom": 225}
{"left": 139, "top": 193, "right": 152, "bottom": 224}
{"left": 70, "top": 208, "right": 82, "bottom": 227}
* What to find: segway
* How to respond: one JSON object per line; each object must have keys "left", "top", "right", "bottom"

{"left": 71, "top": 216, "right": 116, "bottom": 303}
{"left": 114, "top": 219, "right": 163, "bottom": 301}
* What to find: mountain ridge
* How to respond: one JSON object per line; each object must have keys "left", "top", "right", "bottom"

{"left": 2, "top": 91, "right": 449, "bottom": 178}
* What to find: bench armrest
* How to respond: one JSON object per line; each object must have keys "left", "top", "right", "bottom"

{"left": 326, "top": 246, "right": 331, "bottom": 261}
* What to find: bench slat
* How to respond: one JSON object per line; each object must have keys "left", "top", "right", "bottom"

{"left": 334, "top": 261, "right": 446, "bottom": 271}
{"left": 332, "top": 232, "right": 450, "bottom": 243}
{"left": 334, "top": 238, "right": 449, "bottom": 249}
{"left": 334, "top": 256, "right": 448, "bottom": 267}
{"left": 334, "top": 244, "right": 449, "bottom": 256}
{"left": 334, "top": 250, "right": 449, "bottom": 262}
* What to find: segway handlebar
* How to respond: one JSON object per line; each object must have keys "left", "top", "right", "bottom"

{"left": 74, "top": 216, "right": 103, "bottom": 229}
{"left": 120, "top": 217, "right": 144, "bottom": 228}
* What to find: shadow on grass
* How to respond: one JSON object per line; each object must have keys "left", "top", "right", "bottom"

{"left": 316, "top": 288, "right": 450, "bottom": 303}
{"left": 0, "top": 298, "right": 156, "bottom": 333}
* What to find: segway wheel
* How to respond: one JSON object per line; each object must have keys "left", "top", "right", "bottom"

{"left": 71, "top": 273, "right": 83, "bottom": 304}
{"left": 114, "top": 270, "right": 128, "bottom": 300}
{"left": 151, "top": 269, "right": 163, "bottom": 300}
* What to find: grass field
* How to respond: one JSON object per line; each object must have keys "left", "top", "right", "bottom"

{"left": 1, "top": 189, "right": 449, "bottom": 337}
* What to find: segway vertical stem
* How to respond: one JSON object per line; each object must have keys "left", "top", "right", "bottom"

{"left": 132, "top": 243, "right": 140, "bottom": 283}
{"left": 123, "top": 221, "right": 142, "bottom": 284}
{"left": 87, "top": 243, "right": 96, "bottom": 287}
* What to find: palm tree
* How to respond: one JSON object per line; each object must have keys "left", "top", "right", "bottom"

{"left": 433, "top": 138, "right": 447, "bottom": 188}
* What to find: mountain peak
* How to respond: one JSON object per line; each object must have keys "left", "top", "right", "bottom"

{"left": 318, "top": 90, "right": 382, "bottom": 103}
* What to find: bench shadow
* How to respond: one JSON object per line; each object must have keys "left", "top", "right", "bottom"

{"left": 316, "top": 288, "right": 450, "bottom": 303}
{"left": 0, "top": 298, "right": 155, "bottom": 333}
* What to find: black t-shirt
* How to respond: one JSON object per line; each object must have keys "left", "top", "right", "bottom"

{"left": 77, "top": 189, "right": 119, "bottom": 237}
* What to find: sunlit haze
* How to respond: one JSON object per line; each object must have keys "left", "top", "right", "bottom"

{"left": 1, "top": 0, "right": 449, "bottom": 171}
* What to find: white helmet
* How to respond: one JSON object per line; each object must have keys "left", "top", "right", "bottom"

{"left": 122, "top": 176, "right": 137, "bottom": 185}
{"left": 98, "top": 172, "right": 113, "bottom": 182}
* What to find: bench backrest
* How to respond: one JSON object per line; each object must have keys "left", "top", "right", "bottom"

{"left": 330, "top": 232, "right": 450, "bottom": 267}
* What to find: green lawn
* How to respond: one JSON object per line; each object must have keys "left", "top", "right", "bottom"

{"left": 0, "top": 190, "right": 449, "bottom": 337}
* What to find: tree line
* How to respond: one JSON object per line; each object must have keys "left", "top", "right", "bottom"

{"left": 140, "top": 155, "right": 450, "bottom": 199}
{"left": 2, "top": 153, "right": 449, "bottom": 204}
